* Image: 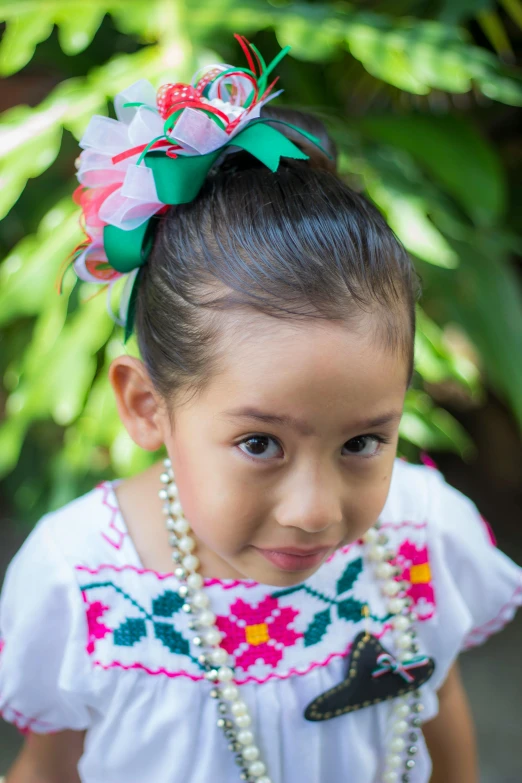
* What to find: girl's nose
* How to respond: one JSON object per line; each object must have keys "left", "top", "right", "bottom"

{"left": 275, "top": 472, "right": 343, "bottom": 535}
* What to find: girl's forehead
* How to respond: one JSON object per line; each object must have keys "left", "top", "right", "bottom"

{"left": 221, "top": 314, "right": 401, "bottom": 375}
{"left": 193, "top": 315, "right": 408, "bottom": 420}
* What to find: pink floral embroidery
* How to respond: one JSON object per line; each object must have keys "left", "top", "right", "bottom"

{"left": 216, "top": 596, "right": 302, "bottom": 671}
{"left": 392, "top": 541, "right": 435, "bottom": 618}
{"left": 83, "top": 595, "right": 111, "bottom": 654}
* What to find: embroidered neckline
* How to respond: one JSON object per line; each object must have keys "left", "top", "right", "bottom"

{"left": 77, "top": 518, "right": 437, "bottom": 684}
{"left": 79, "top": 469, "right": 438, "bottom": 684}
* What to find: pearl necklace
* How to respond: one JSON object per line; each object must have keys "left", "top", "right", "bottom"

{"left": 159, "top": 458, "right": 424, "bottom": 783}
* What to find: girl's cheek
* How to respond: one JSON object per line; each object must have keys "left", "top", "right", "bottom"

{"left": 344, "top": 469, "right": 394, "bottom": 531}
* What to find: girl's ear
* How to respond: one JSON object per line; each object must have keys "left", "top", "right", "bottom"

{"left": 108, "top": 355, "right": 168, "bottom": 451}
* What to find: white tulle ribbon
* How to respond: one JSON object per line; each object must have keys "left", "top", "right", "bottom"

{"left": 113, "top": 79, "right": 157, "bottom": 124}
{"left": 98, "top": 163, "right": 162, "bottom": 231}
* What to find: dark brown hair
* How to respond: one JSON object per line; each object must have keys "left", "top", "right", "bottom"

{"left": 135, "top": 106, "right": 421, "bottom": 403}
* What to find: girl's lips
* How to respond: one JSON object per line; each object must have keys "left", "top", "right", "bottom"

{"left": 255, "top": 547, "right": 331, "bottom": 572}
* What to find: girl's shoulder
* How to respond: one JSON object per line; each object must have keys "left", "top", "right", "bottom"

{"left": 0, "top": 482, "right": 126, "bottom": 734}
{"left": 29, "top": 479, "right": 135, "bottom": 571}
{"left": 381, "top": 456, "right": 500, "bottom": 554}
{"left": 381, "top": 455, "right": 469, "bottom": 525}
{"left": 378, "top": 458, "right": 521, "bottom": 668}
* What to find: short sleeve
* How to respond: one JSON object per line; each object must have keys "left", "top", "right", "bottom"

{"left": 0, "top": 518, "right": 94, "bottom": 734}
{"left": 426, "top": 469, "right": 522, "bottom": 660}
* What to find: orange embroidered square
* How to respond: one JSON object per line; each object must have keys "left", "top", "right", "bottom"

{"left": 410, "top": 563, "right": 431, "bottom": 584}
{"left": 245, "top": 623, "right": 270, "bottom": 646}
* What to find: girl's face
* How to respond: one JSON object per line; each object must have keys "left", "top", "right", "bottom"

{"left": 162, "top": 314, "right": 409, "bottom": 587}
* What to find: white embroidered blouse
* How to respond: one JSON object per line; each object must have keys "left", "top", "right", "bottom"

{"left": 0, "top": 459, "right": 521, "bottom": 783}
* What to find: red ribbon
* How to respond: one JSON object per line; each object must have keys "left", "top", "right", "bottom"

{"left": 112, "top": 139, "right": 179, "bottom": 165}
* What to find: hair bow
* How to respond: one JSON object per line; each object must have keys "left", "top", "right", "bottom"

{"left": 60, "top": 34, "right": 326, "bottom": 341}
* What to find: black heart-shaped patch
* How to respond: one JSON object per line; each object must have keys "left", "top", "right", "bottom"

{"left": 304, "top": 632, "right": 435, "bottom": 721}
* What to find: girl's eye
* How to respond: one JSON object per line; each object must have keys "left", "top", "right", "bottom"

{"left": 342, "top": 435, "right": 388, "bottom": 458}
{"left": 238, "top": 434, "right": 389, "bottom": 462}
{"left": 238, "top": 435, "right": 283, "bottom": 460}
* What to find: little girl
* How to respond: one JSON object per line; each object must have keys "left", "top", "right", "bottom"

{"left": 1, "top": 36, "right": 520, "bottom": 783}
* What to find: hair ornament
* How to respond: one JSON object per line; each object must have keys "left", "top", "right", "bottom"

{"left": 60, "top": 34, "right": 327, "bottom": 341}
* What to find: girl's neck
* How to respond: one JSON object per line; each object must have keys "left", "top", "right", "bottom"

{"left": 113, "top": 460, "right": 172, "bottom": 573}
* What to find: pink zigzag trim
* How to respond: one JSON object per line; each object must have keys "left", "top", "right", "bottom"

{"left": 91, "top": 624, "right": 393, "bottom": 685}
{"left": 205, "top": 577, "right": 260, "bottom": 590}
{"left": 75, "top": 563, "right": 258, "bottom": 588}
{"left": 0, "top": 703, "right": 55, "bottom": 734}
{"left": 415, "top": 609, "right": 435, "bottom": 622}
{"left": 77, "top": 563, "right": 172, "bottom": 580}
{"left": 379, "top": 520, "right": 428, "bottom": 530}
{"left": 97, "top": 481, "right": 127, "bottom": 551}
{"left": 92, "top": 659, "right": 205, "bottom": 681}
{"left": 463, "top": 582, "right": 522, "bottom": 649}
{"left": 1, "top": 647, "right": 56, "bottom": 733}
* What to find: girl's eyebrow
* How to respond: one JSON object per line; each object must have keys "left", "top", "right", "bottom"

{"left": 221, "top": 407, "right": 402, "bottom": 436}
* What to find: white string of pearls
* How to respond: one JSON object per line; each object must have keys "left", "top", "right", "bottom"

{"left": 364, "top": 526, "right": 424, "bottom": 782}
{"left": 160, "top": 459, "right": 271, "bottom": 783}
{"left": 160, "top": 458, "right": 423, "bottom": 783}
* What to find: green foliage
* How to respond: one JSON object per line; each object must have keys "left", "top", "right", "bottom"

{"left": 1, "top": 0, "right": 521, "bottom": 523}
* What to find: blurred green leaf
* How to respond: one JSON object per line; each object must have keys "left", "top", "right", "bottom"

{"left": 0, "top": 197, "right": 81, "bottom": 323}
{"left": 477, "top": 10, "right": 513, "bottom": 57}
{"left": 185, "top": 0, "right": 273, "bottom": 38}
{"left": 0, "top": 291, "right": 114, "bottom": 479}
{"left": 372, "top": 188, "right": 459, "bottom": 268}
{"left": 401, "top": 390, "right": 476, "bottom": 458}
{"left": 500, "top": 0, "right": 522, "bottom": 29}
{"left": 341, "top": 13, "right": 522, "bottom": 102}
{"left": 0, "top": 14, "right": 54, "bottom": 76}
{"left": 421, "top": 240, "right": 522, "bottom": 431}
{"left": 0, "top": 112, "right": 63, "bottom": 218}
{"left": 343, "top": 145, "right": 459, "bottom": 268}
{"left": 0, "top": 416, "right": 29, "bottom": 479}
{"left": 414, "top": 307, "right": 481, "bottom": 392}
{"left": 274, "top": 9, "right": 345, "bottom": 62}
{"left": 439, "top": 0, "right": 493, "bottom": 25}
{"left": 55, "top": 6, "right": 106, "bottom": 55}
{"left": 358, "top": 115, "right": 505, "bottom": 227}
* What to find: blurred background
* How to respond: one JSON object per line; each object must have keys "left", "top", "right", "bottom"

{"left": 0, "top": 1, "right": 521, "bottom": 780}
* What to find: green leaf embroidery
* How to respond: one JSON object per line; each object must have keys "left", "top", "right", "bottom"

{"left": 113, "top": 618, "right": 147, "bottom": 647}
{"left": 154, "top": 622, "right": 190, "bottom": 656}
{"left": 303, "top": 609, "right": 331, "bottom": 648}
{"left": 337, "top": 597, "right": 365, "bottom": 623}
{"left": 152, "top": 590, "right": 184, "bottom": 617}
{"left": 271, "top": 585, "right": 304, "bottom": 599}
{"left": 336, "top": 557, "right": 363, "bottom": 595}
